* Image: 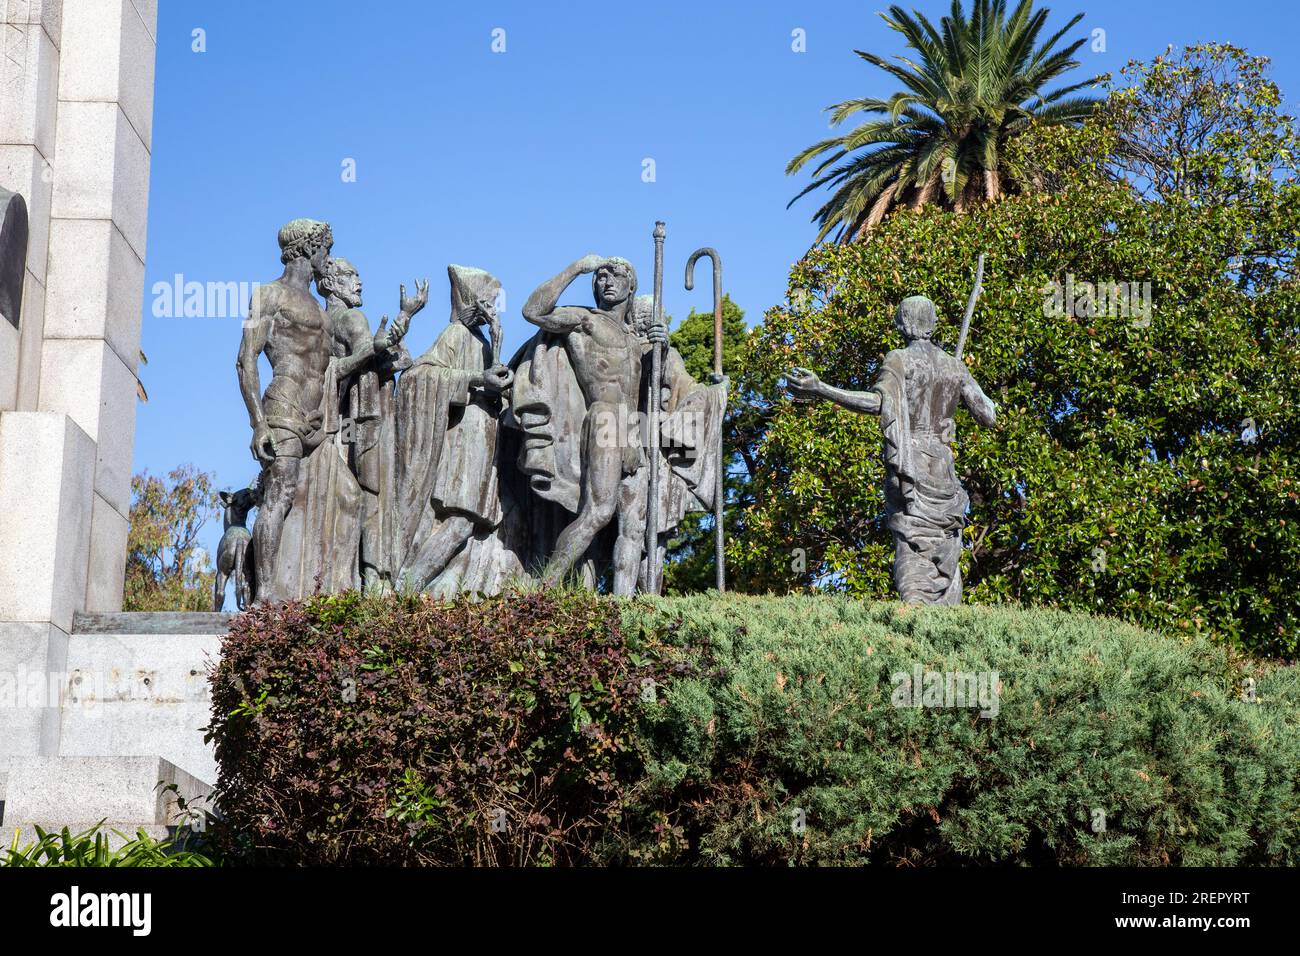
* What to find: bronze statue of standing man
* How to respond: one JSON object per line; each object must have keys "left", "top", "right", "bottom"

{"left": 786, "top": 295, "right": 996, "bottom": 605}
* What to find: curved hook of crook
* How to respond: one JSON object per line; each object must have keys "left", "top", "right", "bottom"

{"left": 685, "top": 248, "right": 725, "bottom": 383}
{"left": 685, "top": 247, "right": 720, "bottom": 292}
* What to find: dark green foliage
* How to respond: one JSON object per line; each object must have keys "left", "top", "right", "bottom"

{"left": 787, "top": 0, "right": 1101, "bottom": 242}
{"left": 1, "top": 824, "right": 214, "bottom": 867}
{"left": 207, "top": 589, "right": 689, "bottom": 865}
{"left": 739, "top": 45, "right": 1300, "bottom": 658}
{"left": 619, "top": 594, "right": 1299, "bottom": 866}
{"left": 207, "top": 591, "right": 1299, "bottom": 866}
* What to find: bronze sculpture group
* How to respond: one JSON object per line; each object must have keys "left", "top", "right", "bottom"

{"left": 220, "top": 217, "right": 995, "bottom": 610}
{"left": 224, "top": 218, "right": 727, "bottom": 608}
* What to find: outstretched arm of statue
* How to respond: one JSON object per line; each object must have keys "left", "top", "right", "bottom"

{"left": 523, "top": 255, "right": 605, "bottom": 333}
{"left": 237, "top": 287, "right": 275, "bottom": 463}
{"left": 961, "top": 371, "right": 997, "bottom": 427}
{"left": 332, "top": 310, "right": 376, "bottom": 378}
{"left": 785, "top": 366, "right": 881, "bottom": 415}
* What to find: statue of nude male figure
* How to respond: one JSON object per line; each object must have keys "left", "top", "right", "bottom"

{"left": 236, "top": 218, "right": 337, "bottom": 603}
{"left": 522, "top": 255, "right": 668, "bottom": 594}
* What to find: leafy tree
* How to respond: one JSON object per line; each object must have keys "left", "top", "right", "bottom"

{"left": 740, "top": 44, "right": 1300, "bottom": 658}
{"left": 787, "top": 0, "right": 1100, "bottom": 243}
{"left": 1107, "top": 44, "right": 1293, "bottom": 208}
{"left": 124, "top": 465, "right": 221, "bottom": 612}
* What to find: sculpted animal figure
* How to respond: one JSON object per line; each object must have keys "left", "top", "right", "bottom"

{"left": 214, "top": 486, "right": 258, "bottom": 611}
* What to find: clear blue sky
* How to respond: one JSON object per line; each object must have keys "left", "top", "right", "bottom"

{"left": 134, "top": 0, "right": 1300, "bottom": 556}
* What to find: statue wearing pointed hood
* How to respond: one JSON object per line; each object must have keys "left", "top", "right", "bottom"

{"left": 388, "top": 265, "right": 519, "bottom": 593}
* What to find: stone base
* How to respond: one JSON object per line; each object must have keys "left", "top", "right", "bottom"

{"left": 58, "top": 612, "right": 228, "bottom": 782}
{"left": 1, "top": 612, "right": 228, "bottom": 826}
{"left": 0, "top": 755, "right": 213, "bottom": 830}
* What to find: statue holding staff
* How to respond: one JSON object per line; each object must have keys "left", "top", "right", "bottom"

{"left": 518, "top": 255, "right": 662, "bottom": 594}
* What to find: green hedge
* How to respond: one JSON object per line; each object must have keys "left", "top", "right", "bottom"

{"left": 208, "top": 591, "right": 1299, "bottom": 866}
{"left": 624, "top": 594, "right": 1299, "bottom": 865}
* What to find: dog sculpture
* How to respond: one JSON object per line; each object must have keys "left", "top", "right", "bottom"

{"left": 214, "top": 485, "right": 258, "bottom": 611}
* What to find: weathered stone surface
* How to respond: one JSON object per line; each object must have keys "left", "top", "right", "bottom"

{"left": 58, "top": 0, "right": 155, "bottom": 149}
{"left": 0, "top": 302, "right": 17, "bottom": 409}
{"left": 0, "top": 411, "right": 94, "bottom": 632}
{"left": 2, "top": 1, "right": 65, "bottom": 48}
{"left": 58, "top": 629, "right": 222, "bottom": 783}
{"left": 85, "top": 492, "right": 129, "bottom": 613}
{"left": 50, "top": 100, "right": 150, "bottom": 261}
{"left": 0, "top": 16, "right": 60, "bottom": 158}
{"left": 0, "top": 620, "right": 69, "bottom": 758}
{"left": 13, "top": 270, "right": 44, "bottom": 410}
{"left": 0, "top": 755, "right": 212, "bottom": 827}
{"left": 43, "top": 216, "right": 144, "bottom": 372}
{"left": 37, "top": 338, "right": 137, "bottom": 518}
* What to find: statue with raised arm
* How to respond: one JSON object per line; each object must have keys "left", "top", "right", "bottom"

{"left": 785, "top": 295, "right": 996, "bottom": 605}
{"left": 515, "top": 255, "right": 652, "bottom": 594}
{"left": 317, "top": 256, "right": 427, "bottom": 590}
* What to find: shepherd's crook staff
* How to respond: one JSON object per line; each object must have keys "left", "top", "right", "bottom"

{"left": 955, "top": 252, "right": 986, "bottom": 362}
{"left": 685, "top": 247, "right": 725, "bottom": 592}
{"left": 646, "top": 221, "right": 667, "bottom": 594}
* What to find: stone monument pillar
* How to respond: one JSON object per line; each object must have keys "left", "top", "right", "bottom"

{"left": 0, "top": 0, "right": 157, "bottom": 760}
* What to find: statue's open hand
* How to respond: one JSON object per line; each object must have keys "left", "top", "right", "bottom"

{"left": 576, "top": 254, "right": 606, "bottom": 274}
{"left": 251, "top": 422, "right": 277, "bottom": 464}
{"left": 482, "top": 364, "right": 514, "bottom": 392}
{"left": 400, "top": 279, "right": 429, "bottom": 318}
{"left": 785, "top": 366, "right": 823, "bottom": 402}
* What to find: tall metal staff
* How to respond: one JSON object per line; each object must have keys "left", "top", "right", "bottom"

{"left": 645, "top": 221, "right": 666, "bottom": 594}
{"left": 685, "top": 247, "right": 725, "bottom": 592}
{"left": 955, "top": 252, "right": 986, "bottom": 361}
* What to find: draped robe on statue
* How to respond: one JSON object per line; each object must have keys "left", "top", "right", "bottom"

{"left": 387, "top": 320, "right": 525, "bottom": 595}
{"left": 336, "top": 313, "right": 411, "bottom": 586}
{"left": 265, "top": 359, "right": 363, "bottom": 598}
{"left": 505, "top": 330, "right": 726, "bottom": 587}
{"left": 873, "top": 348, "right": 970, "bottom": 605}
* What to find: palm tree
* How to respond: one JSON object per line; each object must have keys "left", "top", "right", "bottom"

{"left": 787, "top": 0, "right": 1101, "bottom": 244}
